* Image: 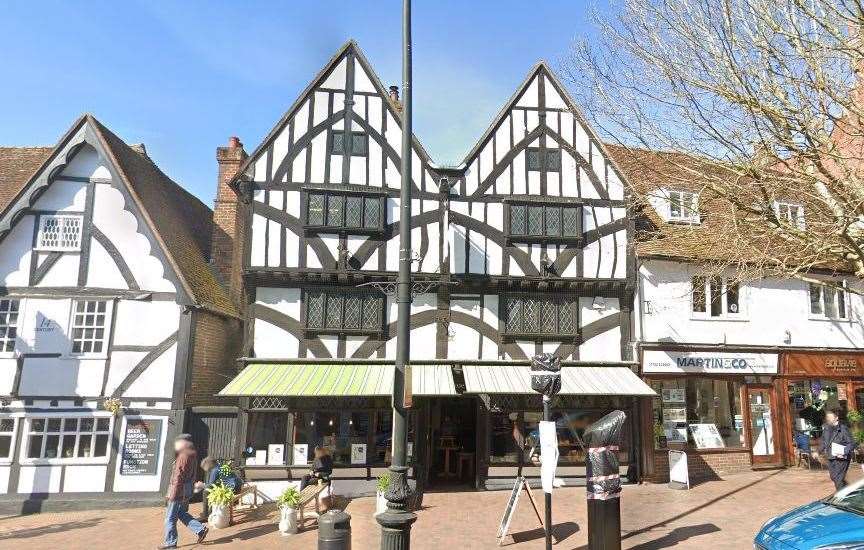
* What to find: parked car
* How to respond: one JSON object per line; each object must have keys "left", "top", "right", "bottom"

{"left": 755, "top": 477, "right": 864, "bottom": 549}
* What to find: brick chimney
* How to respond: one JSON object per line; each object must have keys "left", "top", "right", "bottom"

{"left": 388, "top": 85, "right": 403, "bottom": 112}
{"left": 211, "top": 136, "right": 247, "bottom": 307}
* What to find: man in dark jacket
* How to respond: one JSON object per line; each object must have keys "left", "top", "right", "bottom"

{"left": 821, "top": 409, "right": 856, "bottom": 490}
{"left": 159, "top": 434, "right": 208, "bottom": 549}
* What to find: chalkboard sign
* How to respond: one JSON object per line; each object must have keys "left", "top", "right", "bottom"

{"left": 120, "top": 418, "right": 163, "bottom": 476}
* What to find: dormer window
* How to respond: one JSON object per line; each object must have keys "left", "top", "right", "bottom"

{"left": 774, "top": 202, "right": 805, "bottom": 229}
{"left": 331, "top": 131, "right": 368, "bottom": 157}
{"left": 809, "top": 282, "right": 847, "bottom": 320}
{"left": 667, "top": 190, "right": 699, "bottom": 223}
{"left": 526, "top": 148, "right": 561, "bottom": 172}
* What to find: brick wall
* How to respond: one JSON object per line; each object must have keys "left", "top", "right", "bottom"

{"left": 648, "top": 449, "right": 752, "bottom": 483}
{"left": 211, "top": 137, "right": 247, "bottom": 307}
{"left": 186, "top": 310, "right": 242, "bottom": 407}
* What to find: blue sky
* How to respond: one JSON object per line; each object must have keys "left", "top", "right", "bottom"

{"left": 0, "top": 1, "right": 603, "bottom": 204}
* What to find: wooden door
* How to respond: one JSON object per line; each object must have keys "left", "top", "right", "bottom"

{"left": 747, "top": 385, "right": 779, "bottom": 464}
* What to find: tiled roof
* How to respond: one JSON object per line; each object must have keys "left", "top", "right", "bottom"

{"left": 0, "top": 147, "right": 53, "bottom": 212}
{"left": 0, "top": 116, "right": 236, "bottom": 317}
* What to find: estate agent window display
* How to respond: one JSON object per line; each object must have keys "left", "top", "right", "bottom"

{"left": 648, "top": 378, "right": 746, "bottom": 451}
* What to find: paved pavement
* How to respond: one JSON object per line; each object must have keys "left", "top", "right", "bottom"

{"left": 0, "top": 467, "right": 860, "bottom": 549}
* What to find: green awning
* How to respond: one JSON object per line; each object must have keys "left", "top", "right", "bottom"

{"left": 462, "top": 365, "right": 655, "bottom": 396}
{"left": 219, "top": 363, "right": 456, "bottom": 397}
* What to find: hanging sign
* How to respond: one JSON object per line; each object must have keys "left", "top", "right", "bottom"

{"left": 119, "top": 418, "right": 162, "bottom": 476}
{"left": 539, "top": 421, "right": 559, "bottom": 494}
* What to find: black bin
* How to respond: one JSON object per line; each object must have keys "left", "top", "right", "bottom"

{"left": 318, "top": 509, "right": 351, "bottom": 550}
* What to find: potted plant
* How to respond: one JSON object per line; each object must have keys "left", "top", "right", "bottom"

{"left": 654, "top": 423, "right": 668, "bottom": 449}
{"left": 207, "top": 482, "right": 234, "bottom": 529}
{"left": 375, "top": 473, "right": 390, "bottom": 516}
{"left": 276, "top": 486, "right": 300, "bottom": 536}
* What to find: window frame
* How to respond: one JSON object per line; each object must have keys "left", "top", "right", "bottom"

{"left": 666, "top": 190, "right": 700, "bottom": 224}
{"left": 504, "top": 199, "right": 582, "bottom": 245}
{"left": 20, "top": 415, "right": 113, "bottom": 465}
{"left": 330, "top": 130, "right": 369, "bottom": 158}
{"left": 773, "top": 201, "right": 806, "bottom": 229}
{"left": 808, "top": 281, "right": 849, "bottom": 321}
{"left": 68, "top": 299, "right": 112, "bottom": 358}
{"left": 501, "top": 292, "right": 580, "bottom": 340}
{"left": 302, "top": 287, "right": 387, "bottom": 336}
{"left": 0, "top": 298, "right": 20, "bottom": 356}
{"left": 690, "top": 276, "right": 744, "bottom": 320}
{"left": 35, "top": 214, "right": 84, "bottom": 252}
{"left": 0, "top": 417, "right": 18, "bottom": 464}
{"left": 525, "top": 147, "right": 562, "bottom": 172}
{"left": 302, "top": 189, "right": 386, "bottom": 236}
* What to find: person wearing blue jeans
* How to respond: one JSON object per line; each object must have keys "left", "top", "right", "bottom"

{"left": 159, "top": 434, "right": 208, "bottom": 549}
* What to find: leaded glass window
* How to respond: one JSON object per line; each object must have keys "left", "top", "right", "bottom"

{"left": 37, "top": 215, "right": 83, "bottom": 251}
{"left": 331, "top": 130, "right": 368, "bottom": 157}
{"left": 508, "top": 203, "right": 580, "bottom": 241}
{"left": 0, "top": 299, "right": 18, "bottom": 353}
{"left": 305, "top": 289, "right": 385, "bottom": 333}
{"left": 305, "top": 192, "right": 383, "bottom": 231}
{"left": 503, "top": 295, "right": 578, "bottom": 337}
{"left": 525, "top": 148, "right": 561, "bottom": 172}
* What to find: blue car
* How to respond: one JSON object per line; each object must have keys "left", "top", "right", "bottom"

{"left": 755, "top": 477, "right": 864, "bottom": 549}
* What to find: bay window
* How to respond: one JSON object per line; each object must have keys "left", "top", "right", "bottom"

{"left": 304, "top": 288, "right": 385, "bottom": 334}
{"left": 507, "top": 201, "right": 581, "bottom": 244}
{"left": 304, "top": 190, "right": 384, "bottom": 233}
{"left": 503, "top": 294, "right": 578, "bottom": 339}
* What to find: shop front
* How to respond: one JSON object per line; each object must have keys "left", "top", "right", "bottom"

{"left": 641, "top": 348, "right": 781, "bottom": 482}
{"left": 219, "top": 360, "right": 655, "bottom": 497}
{"left": 778, "top": 351, "right": 864, "bottom": 465}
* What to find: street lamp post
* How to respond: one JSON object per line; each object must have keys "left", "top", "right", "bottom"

{"left": 376, "top": 0, "right": 417, "bottom": 548}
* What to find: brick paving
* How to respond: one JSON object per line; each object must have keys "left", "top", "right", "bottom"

{"left": 0, "top": 467, "right": 860, "bottom": 549}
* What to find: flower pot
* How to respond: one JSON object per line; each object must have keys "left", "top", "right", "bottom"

{"left": 375, "top": 491, "right": 388, "bottom": 516}
{"left": 208, "top": 504, "right": 230, "bottom": 529}
{"left": 278, "top": 506, "right": 298, "bottom": 536}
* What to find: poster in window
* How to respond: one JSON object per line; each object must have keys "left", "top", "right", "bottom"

{"left": 689, "top": 423, "right": 725, "bottom": 449}
{"left": 351, "top": 443, "right": 367, "bottom": 465}
{"left": 267, "top": 444, "right": 285, "bottom": 465}
{"left": 662, "top": 389, "right": 686, "bottom": 403}
{"left": 293, "top": 444, "right": 309, "bottom": 465}
{"left": 119, "top": 418, "right": 162, "bottom": 476}
{"left": 663, "top": 423, "right": 687, "bottom": 443}
{"left": 663, "top": 407, "right": 687, "bottom": 423}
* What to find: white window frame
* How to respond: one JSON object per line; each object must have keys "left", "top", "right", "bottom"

{"left": 666, "top": 190, "right": 700, "bottom": 224}
{"left": 0, "top": 417, "right": 18, "bottom": 464}
{"left": 773, "top": 201, "right": 805, "bottom": 229}
{"left": 68, "top": 299, "right": 112, "bottom": 358}
{"left": 0, "top": 298, "right": 20, "bottom": 357}
{"left": 19, "top": 414, "right": 113, "bottom": 465}
{"left": 691, "top": 276, "right": 745, "bottom": 320}
{"left": 35, "top": 214, "right": 84, "bottom": 251}
{"left": 808, "top": 281, "right": 849, "bottom": 321}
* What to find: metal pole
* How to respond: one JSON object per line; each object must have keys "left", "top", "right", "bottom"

{"left": 377, "top": 0, "right": 417, "bottom": 547}
{"left": 543, "top": 395, "right": 552, "bottom": 550}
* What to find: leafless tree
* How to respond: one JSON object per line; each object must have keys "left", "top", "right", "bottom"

{"left": 566, "top": 0, "right": 864, "bottom": 291}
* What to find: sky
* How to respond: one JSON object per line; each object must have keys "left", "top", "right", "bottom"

{"left": 0, "top": 1, "right": 606, "bottom": 205}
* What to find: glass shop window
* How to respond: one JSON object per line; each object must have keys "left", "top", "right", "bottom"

{"left": 650, "top": 378, "right": 744, "bottom": 449}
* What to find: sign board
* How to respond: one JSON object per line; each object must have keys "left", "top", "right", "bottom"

{"left": 119, "top": 418, "right": 162, "bottom": 476}
{"left": 496, "top": 476, "right": 544, "bottom": 546}
{"left": 292, "top": 444, "right": 309, "bottom": 465}
{"left": 689, "top": 423, "right": 725, "bottom": 449}
{"left": 662, "top": 388, "right": 686, "bottom": 403}
{"left": 539, "top": 421, "right": 559, "bottom": 494}
{"left": 643, "top": 350, "right": 778, "bottom": 375}
{"left": 351, "top": 443, "right": 367, "bottom": 465}
{"left": 784, "top": 352, "right": 864, "bottom": 377}
{"left": 402, "top": 365, "right": 413, "bottom": 409}
{"left": 668, "top": 450, "right": 690, "bottom": 490}
{"left": 267, "top": 444, "right": 285, "bottom": 465}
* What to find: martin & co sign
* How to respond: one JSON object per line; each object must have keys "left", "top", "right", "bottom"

{"left": 643, "top": 350, "right": 779, "bottom": 375}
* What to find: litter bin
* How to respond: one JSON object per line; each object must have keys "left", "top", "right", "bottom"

{"left": 318, "top": 509, "right": 351, "bottom": 550}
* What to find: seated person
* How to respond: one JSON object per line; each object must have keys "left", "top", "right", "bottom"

{"left": 300, "top": 446, "right": 333, "bottom": 490}
{"left": 794, "top": 431, "right": 811, "bottom": 453}
{"left": 198, "top": 456, "right": 220, "bottom": 520}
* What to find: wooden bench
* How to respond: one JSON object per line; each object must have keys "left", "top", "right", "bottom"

{"left": 298, "top": 481, "right": 331, "bottom": 525}
{"left": 228, "top": 483, "right": 259, "bottom": 525}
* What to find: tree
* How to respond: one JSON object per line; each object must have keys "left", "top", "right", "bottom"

{"left": 566, "top": 0, "right": 864, "bottom": 291}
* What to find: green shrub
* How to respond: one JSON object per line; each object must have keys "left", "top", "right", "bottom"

{"left": 207, "top": 482, "right": 235, "bottom": 506}
{"left": 854, "top": 430, "right": 864, "bottom": 445}
{"left": 376, "top": 473, "right": 391, "bottom": 493}
{"left": 277, "top": 486, "right": 300, "bottom": 509}
{"left": 848, "top": 410, "right": 863, "bottom": 425}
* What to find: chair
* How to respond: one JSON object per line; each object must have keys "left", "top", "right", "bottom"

{"left": 794, "top": 432, "right": 820, "bottom": 470}
{"left": 228, "top": 483, "right": 259, "bottom": 524}
{"left": 456, "top": 452, "right": 475, "bottom": 481}
{"left": 297, "top": 479, "right": 334, "bottom": 526}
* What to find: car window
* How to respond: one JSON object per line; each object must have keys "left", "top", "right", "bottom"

{"left": 827, "top": 479, "right": 864, "bottom": 515}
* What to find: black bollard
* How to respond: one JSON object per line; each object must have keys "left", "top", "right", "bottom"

{"left": 318, "top": 509, "right": 351, "bottom": 550}
{"left": 584, "top": 410, "right": 626, "bottom": 550}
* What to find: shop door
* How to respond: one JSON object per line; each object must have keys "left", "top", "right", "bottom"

{"left": 747, "top": 386, "right": 779, "bottom": 464}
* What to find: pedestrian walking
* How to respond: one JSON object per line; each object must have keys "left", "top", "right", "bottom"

{"left": 821, "top": 408, "right": 856, "bottom": 490}
{"left": 159, "top": 434, "right": 208, "bottom": 549}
